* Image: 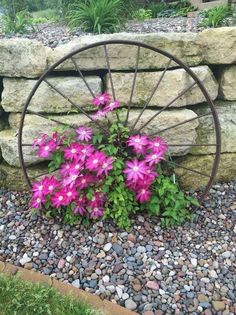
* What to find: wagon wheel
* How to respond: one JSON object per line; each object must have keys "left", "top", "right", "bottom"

{"left": 18, "top": 40, "right": 221, "bottom": 205}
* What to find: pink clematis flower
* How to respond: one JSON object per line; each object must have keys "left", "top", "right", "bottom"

{"left": 145, "top": 151, "right": 164, "bottom": 166}
{"left": 60, "top": 162, "right": 72, "bottom": 176}
{"left": 32, "top": 133, "right": 47, "bottom": 148}
{"left": 127, "top": 135, "right": 149, "bottom": 155}
{"left": 64, "top": 143, "right": 82, "bottom": 160}
{"left": 51, "top": 190, "right": 67, "bottom": 208}
{"left": 123, "top": 158, "right": 148, "bottom": 182}
{"left": 32, "top": 180, "right": 45, "bottom": 198}
{"left": 149, "top": 137, "right": 168, "bottom": 154}
{"left": 91, "top": 110, "right": 107, "bottom": 121}
{"left": 90, "top": 207, "right": 104, "bottom": 219}
{"left": 76, "top": 174, "right": 94, "bottom": 189}
{"left": 76, "top": 126, "right": 93, "bottom": 142}
{"left": 97, "top": 157, "right": 113, "bottom": 176}
{"left": 30, "top": 195, "right": 46, "bottom": 209}
{"left": 63, "top": 186, "right": 78, "bottom": 205}
{"left": 77, "top": 144, "right": 94, "bottom": 162}
{"left": 92, "top": 93, "right": 111, "bottom": 106}
{"left": 135, "top": 188, "right": 151, "bottom": 203}
{"left": 37, "top": 139, "right": 57, "bottom": 158}
{"left": 85, "top": 151, "right": 106, "bottom": 171}
{"left": 103, "top": 100, "right": 121, "bottom": 113}
{"left": 41, "top": 176, "right": 60, "bottom": 195}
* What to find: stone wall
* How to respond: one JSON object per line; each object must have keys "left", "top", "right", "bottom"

{"left": 0, "top": 27, "right": 236, "bottom": 190}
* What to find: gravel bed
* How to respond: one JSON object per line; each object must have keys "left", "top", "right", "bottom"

{"left": 0, "top": 180, "right": 236, "bottom": 314}
{"left": 0, "top": 16, "right": 203, "bottom": 48}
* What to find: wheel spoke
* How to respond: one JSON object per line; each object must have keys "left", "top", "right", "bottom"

{"left": 103, "top": 44, "right": 121, "bottom": 123}
{"left": 70, "top": 56, "right": 95, "bottom": 98}
{"left": 165, "top": 159, "right": 211, "bottom": 178}
{"left": 167, "top": 143, "right": 217, "bottom": 147}
{"left": 130, "top": 58, "right": 172, "bottom": 133}
{"left": 26, "top": 110, "right": 78, "bottom": 129}
{"left": 30, "top": 168, "right": 58, "bottom": 181}
{"left": 149, "top": 112, "right": 211, "bottom": 137}
{"left": 44, "top": 78, "right": 109, "bottom": 135}
{"left": 136, "top": 81, "right": 197, "bottom": 133}
{"left": 104, "top": 44, "right": 116, "bottom": 101}
{"left": 125, "top": 45, "right": 141, "bottom": 126}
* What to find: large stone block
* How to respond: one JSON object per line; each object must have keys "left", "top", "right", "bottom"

{"left": 0, "top": 129, "right": 45, "bottom": 167}
{"left": 198, "top": 27, "right": 236, "bottom": 64}
{"left": 191, "top": 101, "right": 236, "bottom": 155}
{"left": 0, "top": 162, "right": 48, "bottom": 190}
{"left": 175, "top": 153, "right": 236, "bottom": 189}
{"left": 1, "top": 76, "right": 102, "bottom": 113}
{"left": 107, "top": 66, "right": 218, "bottom": 107}
{"left": 48, "top": 32, "right": 202, "bottom": 71}
{"left": 219, "top": 66, "right": 236, "bottom": 101}
{"left": 0, "top": 39, "right": 50, "bottom": 78}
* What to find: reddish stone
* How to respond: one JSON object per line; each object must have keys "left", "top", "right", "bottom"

{"left": 57, "top": 259, "right": 65, "bottom": 269}
{"left": 127, "top": 234, "right": 136, "bottom": 243}
{"left": 146, "top": 281, "right": 159, "bottom": 290}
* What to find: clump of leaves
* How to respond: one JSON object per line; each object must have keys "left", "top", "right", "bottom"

{"left": 132, "top": 8, "right": 153, "bottom": 21}
{"left": 66, "top": 0, "right": 124, "bottom": 33}
{"left": 2, "top": 10, "right": 33, "bottom": 34}
{"left": 199, "top": 5, "right": 232, "bottom": 28}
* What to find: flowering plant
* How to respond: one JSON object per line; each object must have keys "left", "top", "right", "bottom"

{"left": 30, "top": 93, "right": 198, "bottom": 228}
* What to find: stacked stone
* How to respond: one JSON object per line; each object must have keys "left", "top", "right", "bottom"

{"left": 0, "top": 27, "right": 236, "bottom": 190}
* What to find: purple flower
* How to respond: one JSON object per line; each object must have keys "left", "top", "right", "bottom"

{"left": 92, "top": 93, "right": 111, "bottom": 106}
{"left": 76, "top": 126, "right": 93, "bottom": 142}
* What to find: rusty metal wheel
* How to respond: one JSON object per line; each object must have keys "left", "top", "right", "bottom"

{"left": 18, "top": 40, "right": 221, "bottom": 204}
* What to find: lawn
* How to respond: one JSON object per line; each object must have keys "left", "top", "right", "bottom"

{"left": 0, "top": 273, "right": 101, "bottom": 315}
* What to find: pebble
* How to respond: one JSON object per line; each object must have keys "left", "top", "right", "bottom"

{"left": 71, "top": 279, "right": 80, "bottom": 288}
{"left": 19, "top": 254, "right": 31, "bottom": 266}
{"left": 125, "top": 299, "right": 137, "bottom": 311}
{"left": 103, "top": 243, "right": 112, "bottom": 252}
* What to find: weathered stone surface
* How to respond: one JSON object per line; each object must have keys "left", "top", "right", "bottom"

{"left": 48, "top": 32, "right": 202, "bottom": 71}
{"left": 0, "top": 39, "right": 50, "bottom": 78}
{"left": 198, "top": 27, "right": 236, "bottom": 64}
{"left": 107, "top": 66, "right": 218, "bottom": 107}
{"left": 10, "top": 108, "right": 199, "bottom": 158}
{"left": 175, "top": 153, "right": 236, "bottom": 189}
{"left": 127, "top": 109, "right": 199, "bottom": 156}
{"left": 1, "top": 76, "right": 102, "bottom": 113}
{"left": 219, "top": 66, "right": 236, "bottom": 100}
{"left": 191, "top": 101, "right": 236, "bottom": 154}
{"left": 0, "top": 129, "right": 45, "bottom": 167}
{"left": 0, "top": 162, "right": 48, "bottom": 190}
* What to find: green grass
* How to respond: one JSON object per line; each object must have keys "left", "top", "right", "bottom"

{"left": 0, "top": 273, "right": 101, "bottom": 315}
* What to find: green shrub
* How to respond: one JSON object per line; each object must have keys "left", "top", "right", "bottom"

{"left": 199, "top": 5, "right": 231, "bottom": 27}
{"left": 132, "top": 8, "right": 152, "bottom": 21}
{"left": 147, "top": 2, "right": 168, "bottom": 18}
{"left": 66, "top": 0, "right": 124, "bottom": 33}
{"left": 2, "top": 10, "right": 33, "bottom": 34}
{"left": 32, "top": 8, "right": 60, "bottom": 22}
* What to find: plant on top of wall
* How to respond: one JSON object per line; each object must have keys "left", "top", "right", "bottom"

{"left": 65, "top": 0, "right": 125, "bottom": 33}
{"left": 30, "top": 93, "right": 199, "bottom": 229}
